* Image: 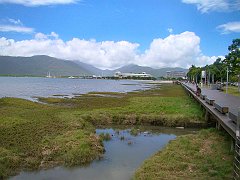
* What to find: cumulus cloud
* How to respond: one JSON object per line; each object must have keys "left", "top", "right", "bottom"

{"left": 136, "top": 31, "right": 215, "bottom": 68}
{"left": 0, "top": 33, "right": 139, "bottom": 69}
{"left": 0, "top": 18, "right": 34, "bottom": 33}
{"left": 195, "top": 55, "right": 222, "bottom": 66}
{"left": 182, "top": 0, "right": 240, "bottom": 13}
{"left": 0, "top": 31, "right": 218, "bottom": 69}
{"left": 217, "top": 21, "right": 240, "bottom": 34}
{"left": 0, "top": 0, "right": 79, "bottom": 6}
{"left": 35, "top": 32, "right": 59, "bottom": 39}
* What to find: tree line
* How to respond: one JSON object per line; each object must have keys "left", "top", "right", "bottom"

{"left": 187, "top": 39, "right": 240, "bottom": 92}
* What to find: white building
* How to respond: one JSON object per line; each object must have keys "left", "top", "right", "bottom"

{"left": 114, "top": 71, "right": 152, "bottom": 78}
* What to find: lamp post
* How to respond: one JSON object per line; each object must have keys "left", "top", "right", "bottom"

{"left": 204, "top": 70, "right": 207, "bottom": 85}
{"left": 209, "top": 69, "right": 211, "bottom": 86}
{"left": 226, "top": 66, "right": 229, "bottom": 94}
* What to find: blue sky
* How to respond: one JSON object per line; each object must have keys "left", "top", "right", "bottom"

{"left": 0, "top": 0, "right": 239, "bottom": 69}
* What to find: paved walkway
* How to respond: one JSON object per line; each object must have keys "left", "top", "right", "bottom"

{"left": 182, "top": 82, "right": 240, "bottom": 139}
{"left": 185, "top": 83, "right": 240, "bottom": 114}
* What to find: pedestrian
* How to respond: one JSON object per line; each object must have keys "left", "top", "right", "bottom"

{"left": 196, "top": 85, "right": 201, "bottom": 96}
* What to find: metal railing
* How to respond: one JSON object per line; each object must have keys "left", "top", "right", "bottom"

{"left": 233, "top": 108, "right": 240, "bottom": 180}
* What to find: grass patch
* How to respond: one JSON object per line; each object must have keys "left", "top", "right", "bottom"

{"left": 41, "top": 130, "right": 104, "bottom": 167}
{"left": 223, "top": 86, "right": 240, "bottom": 96}
{"left": 134, "top": 128, "right": 233, "bottom": 180}
{"left": 99, "top": 133, "right": 112, "bottom": 141}
{"left": 130, "top": 128, "right": 139, "bottom": 136}
{"left": 0, "top": 98, "right": 103, "bottom": 178}
{"left": 38, "top": 95, "right": 129, "bottom": 110}
{"left": 40, "top": 84, "right": 204, "bottom": 127}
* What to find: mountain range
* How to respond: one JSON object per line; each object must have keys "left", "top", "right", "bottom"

{"left": 0, "top": 55, "right": 188, "bottom": 77}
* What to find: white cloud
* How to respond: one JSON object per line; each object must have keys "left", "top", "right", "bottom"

{"left": 195, "top": 55, "right": 221, "bottom": 66}
{"left": 182, "top": 0, "right": 240, "bottom": 13}
{"left": 217, "top": 21, "right": 240, "bottom": 34}
{"left": 35, "top": 32, "right": 59, "bottom": 39}
{"left": 0, "top": 31, "right": 218, "bottom": 69}
{"left": 0, "top": 25, "right": 34, "bottom": 33}
{"left": 0, "top": 18, "right": 34, "bottom": 33}
{"left": 8, "top": 18, "right": 22, "bottom": 25}
{"left": 0, "top": 0, "right": 79, "bottom": 6}
{"left": 0, "top": 34, "right": 139, "bottom": 69}
{"left": 136, "top": 31, "right": 213, "bottom": 68}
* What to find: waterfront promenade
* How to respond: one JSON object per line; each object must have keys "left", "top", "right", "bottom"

{"left": 182, "top": 82, "right": 240, "bottom": 139}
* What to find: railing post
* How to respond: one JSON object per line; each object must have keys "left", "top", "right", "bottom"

{"left": 233, "top": 108, "right": 240, "bottom": 179}
{"left": 237, "top": 108, "right": 240, "bottom": 138}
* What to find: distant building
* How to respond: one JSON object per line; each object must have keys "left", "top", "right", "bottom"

{"left": 166, "top": 71, "right": 186, "bottom": 79}
{"left": 114, "top": 71, "right": 152, "bottom": 78}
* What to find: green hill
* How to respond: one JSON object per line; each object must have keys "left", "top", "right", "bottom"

{"left": 0, "top": 55, "right": 91, "bottom": 76}
{"left": 0, "top": 55, "right": 188, "bottom": 78}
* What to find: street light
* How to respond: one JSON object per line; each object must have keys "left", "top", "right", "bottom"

{"left": 226, "top": 66, "right": 229, "bottom": 94}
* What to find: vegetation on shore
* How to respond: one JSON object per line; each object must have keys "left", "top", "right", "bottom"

{"left": 0, "top": 98, "right": 104, "bottom": 178}
{"left": 39, "top": 84, "right": 205, "bottom": 127}
{"left": 0, "top": 84, "right": 205, "bottom": 178}
{"left": 134, "top": 128, "right": 233, "bottom": 180}
{"left": 223, "top": 85, "right": 240, "bottom": 96}
{"left": 187, "top": 39, "right": 240, "bottom": 94}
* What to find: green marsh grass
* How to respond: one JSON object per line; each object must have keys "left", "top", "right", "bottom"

{"left": 0, "top": 98, "right": 103, "bottom": 178}
{"left": 134, "top": 129, "right": 233, "bottom": 180}
{"left": 40, "top": 84, "right": 204, "bottom": 126}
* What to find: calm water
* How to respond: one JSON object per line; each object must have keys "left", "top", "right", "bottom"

{"left": 10, "top": 127, "right": 197, "bottom": 180}
{"left": 0, "top": 77, "right": 151, "bottom": 101}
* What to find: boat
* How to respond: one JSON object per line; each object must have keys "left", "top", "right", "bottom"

{"left": 46, "top": 72, "right": 51, "bottom": 78}
{"left": 68, "top": 76, "right": 75, "bottom": 79}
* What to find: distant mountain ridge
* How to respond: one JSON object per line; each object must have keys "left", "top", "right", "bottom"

{"left": 0, "top": 55, "right": 91, "bottom": 76}
{"left": 72, "top": 60, "right": 112, "bottom": 76}
{"left": 111, "top": 64, "right": 188, "bottom": 77}
{"left": 0, "top": 55, "right": 188, "bottom": 77}
{"left": 73, "top": 62, "right": 188, "bottom": 77}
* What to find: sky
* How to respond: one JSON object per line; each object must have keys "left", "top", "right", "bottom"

{"left": 0, "top": 0, "right": 239, "bottom": 70}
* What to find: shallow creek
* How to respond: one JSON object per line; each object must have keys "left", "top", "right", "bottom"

{"left": 11, "top": 126, "right": 198, "bottom": 180}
